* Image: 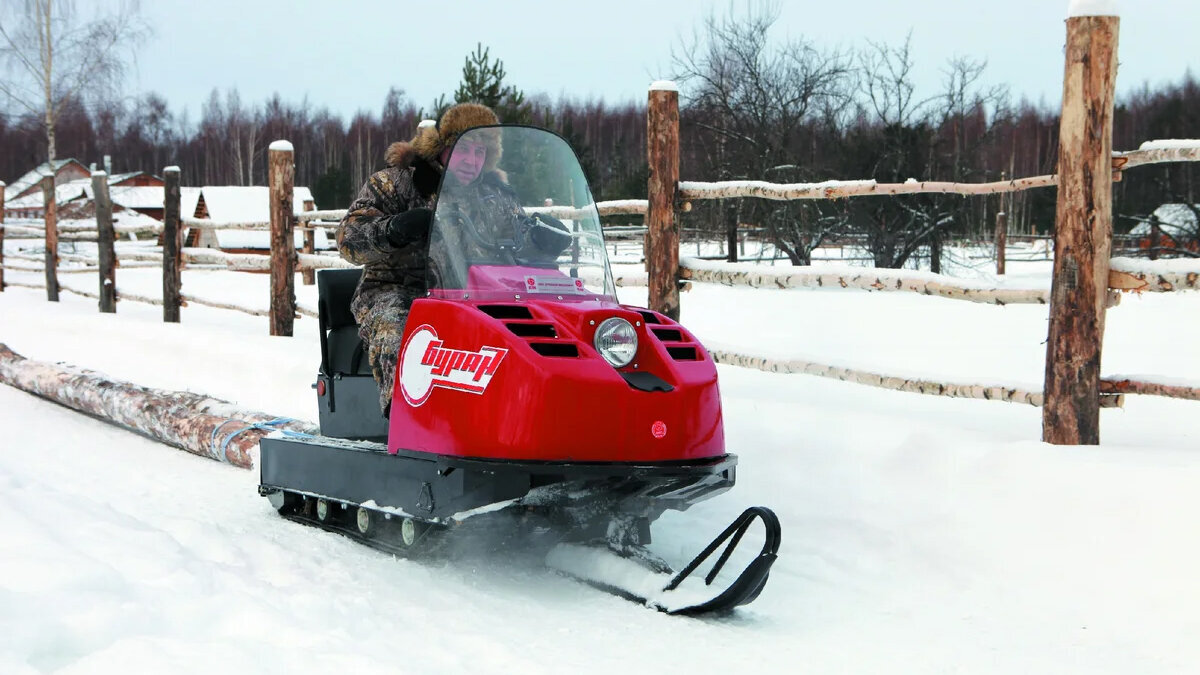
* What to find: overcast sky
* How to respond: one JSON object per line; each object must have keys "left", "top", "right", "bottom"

{"left": 130, "top": 0, "right": 1198, "bottom": 121}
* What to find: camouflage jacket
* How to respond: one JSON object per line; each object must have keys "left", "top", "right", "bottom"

{"left": 336, "top": 144, "right": 441, "bottom": 304}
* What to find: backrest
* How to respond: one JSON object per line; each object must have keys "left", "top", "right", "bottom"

{"left": 317, "top": 268, "right": 364, "bottom": 376}
{"left": 317, "top": 268, "right": 361, "bottom": 331}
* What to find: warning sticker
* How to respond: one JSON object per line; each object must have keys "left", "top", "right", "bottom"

{"left": 523, "top": 275, "right": 587, "bottom": 294}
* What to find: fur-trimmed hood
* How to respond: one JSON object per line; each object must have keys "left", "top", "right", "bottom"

{"left": 384, "top": 102, "right": 501, "bottom": 173}
{"left": 384, "top": 140, "right": 422, "bottom": 168}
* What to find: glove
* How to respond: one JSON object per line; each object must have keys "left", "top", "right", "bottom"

{"left": 528, "top": 213, "right": 572, "bottom": 256}
{"left": 386, "top": 207, "right": 433, "bottom": 248}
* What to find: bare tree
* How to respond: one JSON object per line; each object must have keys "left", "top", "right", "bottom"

{"left": 672, "top": 1, "right": 853, "bottom": 263}
{"left": 0, "top": 0, "right": 148, "bottom": 163}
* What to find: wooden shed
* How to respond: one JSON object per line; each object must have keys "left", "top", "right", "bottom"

{"left": 188, "top": 186, "right": 331, "bottom": 253}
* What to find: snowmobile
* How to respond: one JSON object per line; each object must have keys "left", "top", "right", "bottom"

{"left": 258, "top": 125, "right": 780, "bottom": 615}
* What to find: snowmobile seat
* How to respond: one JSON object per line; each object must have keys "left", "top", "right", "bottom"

{"left": 316, "top": 268, "right": 388, "bottom": 441}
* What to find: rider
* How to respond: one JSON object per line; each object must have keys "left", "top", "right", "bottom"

{"left": 337, "top": 103, "right": 570, "bottom": 415}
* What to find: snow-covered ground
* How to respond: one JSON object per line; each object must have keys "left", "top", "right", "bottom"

{"left": 2, "top": 248, "right": 1199, "bottom": 674}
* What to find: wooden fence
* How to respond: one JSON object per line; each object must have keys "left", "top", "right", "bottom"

{"left": 638, "top": 12, "right": 1200, "bottom": 445}
{"left": 2, "top": 10, "right": 1199, "bottom": 444}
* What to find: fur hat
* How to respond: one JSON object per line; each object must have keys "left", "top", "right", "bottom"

{"left": 384, "top": 102, "right": 502, "bottom": 173}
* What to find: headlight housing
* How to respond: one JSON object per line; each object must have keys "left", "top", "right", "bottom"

{"left": 593, "top": 317, "right": 638, "bottom": 368}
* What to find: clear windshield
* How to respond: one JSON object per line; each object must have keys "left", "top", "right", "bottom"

{"left": 426, "top": 126, "right": 616, "bottom": 302}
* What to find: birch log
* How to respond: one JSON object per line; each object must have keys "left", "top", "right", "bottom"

{"left": 0, "top": 344, "right": 317, "bottom": 469}
{"left": 1043, "top": 13, "right": 1119, "bottom": 446}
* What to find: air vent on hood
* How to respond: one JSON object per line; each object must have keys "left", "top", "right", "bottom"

{"left": 506, "top": 322, "right": 558, "bottom": 338}
{"left": 478, "top": 304, "right": 534, "bottom": 320}
{"left": 530, "top": 342, "right": 579, "bottom": 358}
{"left": 667, "top": 346, "right": 699, "bottom": 361}
{"left": 637, "top": 310, "right": 662, "bottom": 325}
{"left": 652, "top": 327, "right": 683, "bottom": 342}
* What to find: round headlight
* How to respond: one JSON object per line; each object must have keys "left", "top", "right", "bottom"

{"left": 593, "top": 317, "right": 638, "bottom": 368}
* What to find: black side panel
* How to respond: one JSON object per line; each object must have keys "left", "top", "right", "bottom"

{"left": 316, "top": 375, "right": 389, "bottom": 442}
{"left": 260, "top": 436, "right": 533, "bottom": 519}
{"left": 260, "top": 434, "right": 738, "bottom": 522}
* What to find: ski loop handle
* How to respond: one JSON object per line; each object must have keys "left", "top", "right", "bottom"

{"left": 663, "top": 506, "right": 781, "bottom": 593}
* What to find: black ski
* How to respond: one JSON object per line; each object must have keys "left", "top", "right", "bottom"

{"left": 546, "top": 507, "right": 781, "bottom": 616}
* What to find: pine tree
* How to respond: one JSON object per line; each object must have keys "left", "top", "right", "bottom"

{"left": 453, "top": 43, "right": 532, "bottom": 123}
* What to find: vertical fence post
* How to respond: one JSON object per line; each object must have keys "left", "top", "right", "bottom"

{"left": 162, "top": 167, "right": 182, "bottom": 322}
{"left": 93, "top": 172, "right": 117, "bottom": 313}
{"left": 1148, "top": 214, "right": 1160, "bottom": 261}
{"left": 269, "top": 140, "right": 296, "bottom": 337}
{"left": 995, "top": 211, "right": 1007, "bottom": 275}
{"left": 42, "top": 175, "right": 59, "bottom": 301}
{"left": 1043, "top": 8, "right": 1119, "bottom": 446}
{"left": 0, "top": 181, "right": 6, "bottom": 292}
{"left": 647, "top": 81, "right": 681, "bottom": 321}
{"left": 301, "top": 223, "right": 316, "bottom": 286}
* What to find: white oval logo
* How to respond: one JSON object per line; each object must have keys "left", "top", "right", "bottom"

{"left": 399, "top": 325, "right": 509, "bottom": 407}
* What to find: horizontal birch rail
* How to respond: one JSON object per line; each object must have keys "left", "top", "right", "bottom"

{"left": 679, "top": 141, "right": 1200, "bottom": 203}
{"left": 1099, "top": 377, "right": 1200, "bottom": 401}
{"left": 1108, "top": 259, "right": 1200, "bottom": 293}
{"left": 0, "top": 343, "right": 316, "bottom": 469}
{"left": 296, "top": 209, "right": 347, "bottom": 221}
{"left": 679, "top": 258, "right": 1051, "bottom": 304}
{"left": 1114, "top": 143, "right": 1200, "bottom": 169}
{"left": 2, "top": 276, "right": 164, "bottom": 309}
{"left": 289, "top": 199, "right": 651, "bottom": 223}
{"left": 3, "top": 274, "right": 317, "bottom": 319}
{"left": 3, "top": 222, "right": 148, "bottom": 234}
{"left": 708, "top": 349, "right": 1125, "bottom": 408}
{"left": 117, "top": 247, "right": 354, "bottom": 272}
{"left": 180, "top": 218, "right": 333, "bottom": 233}
{"left": 679, "top": 177, "right": 1058, "bottom": 201}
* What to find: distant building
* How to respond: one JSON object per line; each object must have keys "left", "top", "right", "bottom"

{"left": 189, "top": 186, "right": 331, "bottom": 253}
{"left": 5, "top": 158, "right": 90, "bottom": 200}
{"left": 3, "top": 163, "right": 166, "bottom": 221}
{"left": 1130, "top": 203, "right": 1199, "bottom": 255}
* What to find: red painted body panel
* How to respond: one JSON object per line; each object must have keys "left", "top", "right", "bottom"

{"left": 387, "top": 296, "right": 724, "bottom": 463}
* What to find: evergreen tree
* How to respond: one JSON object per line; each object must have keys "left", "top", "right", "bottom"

{"left": 453, "top": 43, "right": 532, "bottom": 124}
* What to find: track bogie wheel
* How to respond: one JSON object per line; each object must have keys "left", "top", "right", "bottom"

{"left": 400, "top": 517, "right": 419, "bottom": 547}
{"left": 356, "top": 506, "right": 378, "bottom": 538}
{"left": 316, "top": 498, "right": 336, "bottom": 524}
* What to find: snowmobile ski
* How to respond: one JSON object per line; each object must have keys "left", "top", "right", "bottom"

{"left": 545, "top": 506, "right": 781, "bottom": 615}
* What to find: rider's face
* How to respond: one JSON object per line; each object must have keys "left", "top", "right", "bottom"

{"left": 445, "top": 139, "right": 487, "bottom": 185}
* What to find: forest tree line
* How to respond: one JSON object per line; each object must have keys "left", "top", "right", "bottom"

{"left": 2, "top": 8, "right": 1196, "bottom": 267}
